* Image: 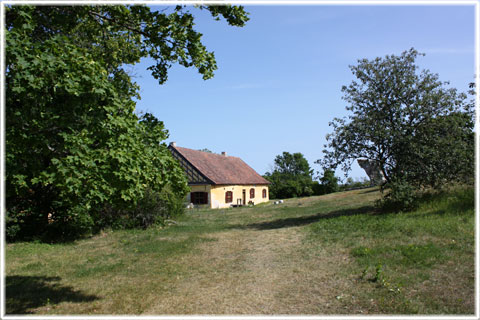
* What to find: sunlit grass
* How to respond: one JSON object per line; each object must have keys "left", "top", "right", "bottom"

{"left": 307, "top": 186, "right": 475, "bottom": 314}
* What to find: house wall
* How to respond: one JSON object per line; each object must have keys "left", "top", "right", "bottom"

{"left": 210, "top": 185, "right": 269, "bottom": 209}
{"left": 188, "top": 184, "right": 269, "bottom": 209}
{"left": 188, "top": 185, "right": 212, "bottom": 206}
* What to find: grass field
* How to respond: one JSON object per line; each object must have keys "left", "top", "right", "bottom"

{"left": 5, "top": 186, "right": 475, "bottom": 315}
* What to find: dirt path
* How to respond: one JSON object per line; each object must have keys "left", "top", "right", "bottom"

{"left": 146, "top": 225, "right": 357, "bottom": 314}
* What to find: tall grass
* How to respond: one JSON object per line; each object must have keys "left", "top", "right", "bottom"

{"left": 308, "top": 186, "right": 475, "bottom": 314}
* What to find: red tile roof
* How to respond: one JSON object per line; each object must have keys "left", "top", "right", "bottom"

{"left": 172, "top": 146, "right": 270, "bottom": 185}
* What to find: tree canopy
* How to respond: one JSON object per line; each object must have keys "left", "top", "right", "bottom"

{"left": 264, "top": 152, "right": 314, "bottom": 199}
{"left": 318, "top": 169, "right": 339, "bottom": 194}
{"left": 319, "top": 48, "right": 474, "bottom": 193}
{"left": 6, "top": 5, "right": 249, "bottom": 240}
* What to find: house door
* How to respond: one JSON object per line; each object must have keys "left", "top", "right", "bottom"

{"left": 242, "top": 189, "right": 246, "bottom": 205}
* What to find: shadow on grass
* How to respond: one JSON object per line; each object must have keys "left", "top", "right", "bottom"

{"left": 6, "top": 275, "right": 99, "bottom": 314}
{"left": 233, "top": 205, "right": 376, "bottom": 230}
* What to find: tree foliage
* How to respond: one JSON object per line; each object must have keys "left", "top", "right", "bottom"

{"left": 319, "top": 169, "right": 340, "bottom": 194}
{"left": 311, "top": 169, "right": 341, "bottom": 196}
{"left": 6, "top": 5, "right": 249, "bottom": 240}
{"left": 319, "top": 49, "right": 474, "bottom": 199}
{"left": 264, "top": 152, "right": 314, "bottom": 199}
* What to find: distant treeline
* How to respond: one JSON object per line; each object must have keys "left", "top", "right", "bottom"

{"left": 263, "top": 152, "right": 370, "bottom": 200}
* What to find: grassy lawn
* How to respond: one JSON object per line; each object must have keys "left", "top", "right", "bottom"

{"left": 5, "top": 186, "right": 475, "bottom": 315}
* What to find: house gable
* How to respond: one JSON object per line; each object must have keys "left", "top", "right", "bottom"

{"left": 169, "top": 145, "right": 213, "bottom": 185}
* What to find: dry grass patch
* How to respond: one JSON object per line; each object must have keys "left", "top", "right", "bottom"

{"left": 145, "top": 225, "right": 362, "bottom": 315}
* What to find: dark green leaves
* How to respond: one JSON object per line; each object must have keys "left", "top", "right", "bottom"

{"left": 320, "top": 48, "right": 473, "bottom": 191}
{"left": 6, "top": 4, "right": 248, "bottom": 240}
{"left": 264, "top": 152, "right": 314, "bottom": 199}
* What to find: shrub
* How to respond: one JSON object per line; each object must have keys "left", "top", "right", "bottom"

{"left": 7, "top": 185, "right": 187, "bottom": 242}
{"left": 131, "top": 189, "right": 167, "bottom": 229}
{"left": 42, "top": 205, "right": 95, "bottom": 242}
{"left": 311, "top": 181, "right": 326, "bottom": 196}
{"left": 131, "top": 186, "right": 185, "bottom": 229}
{"left": 158, "top": 186, "right": 186, "bottom": 218}
{"left": 6, "top": 210, "right": 22, "bottom": 242}
{"left": 377, "top": 179, "right": 418, "bottom": 212}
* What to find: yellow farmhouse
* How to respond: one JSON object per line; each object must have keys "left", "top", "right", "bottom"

{"left": 169, "top": 142, "right": 270, "bottom": 209}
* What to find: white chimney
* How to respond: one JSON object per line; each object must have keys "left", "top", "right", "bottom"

{"left": 170, "top": 142, "right": 176, "bottom": 147}
{"left": 221, "top": 152, "right": 227, "bottom": 156}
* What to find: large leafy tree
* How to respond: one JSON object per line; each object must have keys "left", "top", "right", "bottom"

{"left": 264, "top": 152, "right": 314, "bottom": 199}
{"left": 319, "top": 49, "right": 474, "bottom": 191}
{"left": 6, "top": 5, "right": 249, "bottom": 240}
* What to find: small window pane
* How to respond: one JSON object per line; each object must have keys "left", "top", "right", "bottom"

{"left": 225, "top": 191, "right": 233, "bottom": 203}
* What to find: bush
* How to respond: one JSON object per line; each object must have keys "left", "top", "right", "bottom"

{"left": 129, "top": 186, "right": 185, "bottom": 229}
{"left": 377, "top": 179, "right": 418, "bottom": 212}
{"left": 312, "top": 181, "right": 326, "bottom": 195}
{"left": 43, "top": 205, "right": 95, "bottom": 242}
{"left": 131, "top": 189, "right": 167, "bottom": 229}
{"left": 6, "top": 203, "right": 96, "bottom": 243}
{"left": 6, "top": 210, "right": 22, "bottom": 241}
{"left": 6, "top": 185, "right": 186, "bottom": 242}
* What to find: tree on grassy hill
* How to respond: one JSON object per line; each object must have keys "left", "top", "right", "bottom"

{"left": 311, "top": 169, "right": 340, "bottom": 195}
{"left": 320, "top": 169, "right": 340, "bottom": 193}
{"left": 264, "top": 152, "right": 314, "bottom": 199}
{"left": 319, "top": 48, "right": 474, "bottom": 210}
{"left": 6, "top": 5, "right": 249, "bottom": 241}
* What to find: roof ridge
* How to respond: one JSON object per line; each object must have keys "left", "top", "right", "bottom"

{"left": 170, "top": 145, "right": 270, "bottom": 185}
{"left": 176, "top": 146, "right": 241, "bottom": 159}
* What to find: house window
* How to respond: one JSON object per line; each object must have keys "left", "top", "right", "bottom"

{"left": 262, "top": 189, "right": 267, "bottom": 198}
{"left": 191, "top": 192, "right": 208, "bottom": 205}
{"left": 250, "top": 188, "right": 255, "bottom": 199}
{"left": 225, "top": 191, "right": 233, "bottom": 203}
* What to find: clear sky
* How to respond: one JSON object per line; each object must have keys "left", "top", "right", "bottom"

{"left": 132, "top": 4, "right": 475, "bottom": 180}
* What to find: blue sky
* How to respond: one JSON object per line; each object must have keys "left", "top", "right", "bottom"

{"left": 132, "top": 4, "right": 475, "bottom": 180}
